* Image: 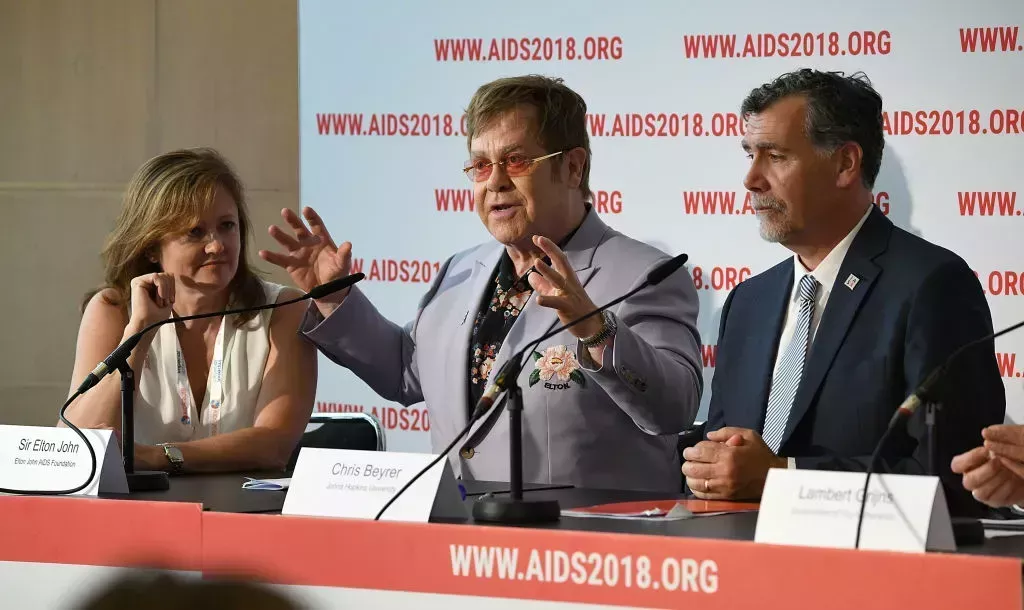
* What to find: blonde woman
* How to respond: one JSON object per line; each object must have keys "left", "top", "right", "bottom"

{"left": 63, "top": 148, "right": 316, "bottom": 474}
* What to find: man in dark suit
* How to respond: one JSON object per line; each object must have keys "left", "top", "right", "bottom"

{"left": 681, "top": 69, "right": 1005, "bottom": 516}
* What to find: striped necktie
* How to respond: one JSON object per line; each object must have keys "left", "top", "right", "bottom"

{"left": 762, "top": 274, "right": 820, "bottom": 453}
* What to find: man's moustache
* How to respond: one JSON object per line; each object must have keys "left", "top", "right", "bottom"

{"left": 752, "top": 197, "right": 784, "bottom": 211}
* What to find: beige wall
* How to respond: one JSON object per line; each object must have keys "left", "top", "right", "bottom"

{"left": 0, "top": 0, "right": 299, "bottom": 425}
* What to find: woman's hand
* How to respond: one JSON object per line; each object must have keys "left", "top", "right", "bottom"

{"left": 133, "top": 443, "right": 169, "bottom": 472}
{"left": 127, "top": 272, "right": 175, "bottom": 330}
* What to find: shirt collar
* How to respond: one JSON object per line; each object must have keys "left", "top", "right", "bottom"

{"left": 505, "top": 204, "right": 592, "bottom": 293}
{"left": 792, "top": 205, "right": 873, "bottom": 297}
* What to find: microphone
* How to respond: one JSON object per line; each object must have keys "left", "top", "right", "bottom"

{"left": 76, "top": 273, "right": 364, "bottom": 395}
{"left": 27, "top": 272, "right": 364, "bottom": 497}
{"left": 886, "top": 317, "right": 1023, "bottom": 432}
{"left": 373, "top": 252, "right": 689, "bottom": 521}
{"left": 646, "top": 251, "right": 691, "bottom": 286}
{"left": 464, "top": 252, "right": 688, "bottom": 441}
{"left": 307, "top": 275, "right": 363, "bottom": 300}
{"left": 853, "top": 316, "right": 1024, "bottom": 548}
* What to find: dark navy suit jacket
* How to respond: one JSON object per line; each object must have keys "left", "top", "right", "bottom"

{"left": 707, "top": 206, "right": 1005, "bottom": 516}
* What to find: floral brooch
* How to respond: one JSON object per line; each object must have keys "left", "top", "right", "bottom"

{"left": 529, "top": 345, "right": 586, "bottom": 389}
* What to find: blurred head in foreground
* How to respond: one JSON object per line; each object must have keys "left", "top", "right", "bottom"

{"left": 75, "top": 572, "right": 303, "bottom": 610}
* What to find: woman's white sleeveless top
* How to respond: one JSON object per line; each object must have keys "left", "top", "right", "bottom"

{"left": 134, "top": 280, "right": 285, "bottom": 444}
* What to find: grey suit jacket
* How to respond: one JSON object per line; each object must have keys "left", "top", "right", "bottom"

{"left": 300, "top": 211, "right": 703, "bottom": 492}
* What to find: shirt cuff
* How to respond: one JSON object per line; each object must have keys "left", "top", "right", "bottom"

{"left": 577, "top": 337, "right": 613, "bottom": 372}
{"left": 787, "top": 457, "right": 796, "bottom": 469}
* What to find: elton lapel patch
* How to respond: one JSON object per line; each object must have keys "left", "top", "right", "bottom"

{"left": 529, "top": 345, "right": 586, "bottom": 391}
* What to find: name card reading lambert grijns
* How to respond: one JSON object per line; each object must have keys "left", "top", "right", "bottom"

{"left": 755, "top": 468, "right": 954, "bottom": 553}
{"left": 0, "top": 425, "right": 128, "bottom": 496}
{"left": 283, "top": 447, "right": 458, "bottom": 522}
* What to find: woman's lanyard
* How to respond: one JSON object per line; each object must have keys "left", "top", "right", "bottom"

{"left": 174, "top": 317, "right": 228, "bottom": 436}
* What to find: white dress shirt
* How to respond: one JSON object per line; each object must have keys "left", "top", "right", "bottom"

{"left": 772, "top": 206, "right": 873, "bottom": 467}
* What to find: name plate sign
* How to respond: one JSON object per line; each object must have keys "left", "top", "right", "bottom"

{"left": 0, "top": 425, "right": 128, "bottom": 495}
{"left": 755, "top": 468, "right": 954, "bottom": 553}
{"left": 282, "top": 448, "right": 466, "bottom": 522}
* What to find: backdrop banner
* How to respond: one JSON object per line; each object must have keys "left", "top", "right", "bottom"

{"left": 299, "top": 0, "right": 1024, "bottom": 452}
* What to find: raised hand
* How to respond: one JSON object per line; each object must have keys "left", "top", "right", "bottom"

{"left": 128, "top": 272, "right": 175, "bottom": 330}
{"left": 528, "top": 235, "right": 602, "bottom": 339}
{"left": 259, "top": 206, "right": 353, "bottom": 316}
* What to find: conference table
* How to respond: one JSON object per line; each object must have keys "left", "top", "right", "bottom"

{"left": 2, "top": 473, "right": 1022, "bottom": 608}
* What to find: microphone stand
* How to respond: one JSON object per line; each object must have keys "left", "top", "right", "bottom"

{"left": 853, "top": 315, "right": 1024, "bottom": 549}
{"left": 74, "top": 274, "right": 364, "bottom": 494}
{"left": 856, "top": 397, "right": 982, "bottom": 549}
{"left": 118, "top": 361, "right": 169, "bottom": 491}
{"left": 371, "top": 254, "right": 690, "bottom": 522}
{"left": 925, "top": 402, "right": 938, "bottom": 479}
{"left": 471, "top": 357, "right": 560, "bottom": 524}
{"left": 466, "top": 253, "right": 689, "bottom": 525}
{"left": 924, "top": 400, "right": 985, "bottom": 546}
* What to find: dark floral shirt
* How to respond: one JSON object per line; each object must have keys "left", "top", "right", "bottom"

{"left": 467, "top": 253, "right": 533, "bottom": 414}
{"left": 465, "top": 207, "right": 590, "bottom": 416}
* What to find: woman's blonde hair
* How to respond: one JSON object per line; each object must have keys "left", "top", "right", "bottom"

{"left": 85, "top": 147, "right": 265, "bottom": 325}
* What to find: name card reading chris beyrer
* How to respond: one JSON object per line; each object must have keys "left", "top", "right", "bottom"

{"left": 282, "top": 448, "right": 464, "bottom": 522}
{"left": 0, "top": 425, "right": 128, "bottom": 495}
{"left": 755, "top": 468, "right": 954, "bottom": 553}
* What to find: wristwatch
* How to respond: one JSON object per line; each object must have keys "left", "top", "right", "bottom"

{"left": 580, "top": 311, "right": 617, "bottom": 348}
{"left": 159, "top": 444, "right": 185, "bottom": 475}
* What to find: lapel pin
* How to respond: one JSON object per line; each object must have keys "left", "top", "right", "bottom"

{"left": 844, "top": 274, "right": 860, "bottom": 290}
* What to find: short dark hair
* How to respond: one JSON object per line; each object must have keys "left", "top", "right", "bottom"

{"left": 740, "top": 69, "right": 884, "bottom": 189}
{"left": 465, "top": 75, "right": 592, "bottom": 201}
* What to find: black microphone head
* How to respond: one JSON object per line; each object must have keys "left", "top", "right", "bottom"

{"left": 647, "top": 253, "right": 689, "bottom": 286}
{"left": 306, "top": 273, "right": 365, "bottom": 300}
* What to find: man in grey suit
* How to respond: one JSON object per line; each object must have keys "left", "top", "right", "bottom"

{"left": 260, "top": 75, "right": 702, "bottom": 492}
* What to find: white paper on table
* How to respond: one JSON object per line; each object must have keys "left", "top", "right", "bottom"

{"left": 242, "top": 477, "right": 291, "bottom": 491}
{"left": 980, "top": 518, "right": 1024, "bottom": 538}
{"left": 561, "top": 502, "right": 697, "bottom": 520}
